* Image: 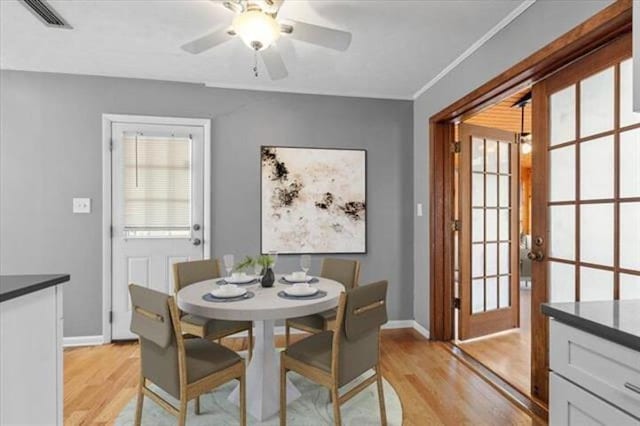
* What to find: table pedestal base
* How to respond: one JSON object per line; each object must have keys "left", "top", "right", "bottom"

{"left": 229, "top": 319, "right": 301, "bottom": 421}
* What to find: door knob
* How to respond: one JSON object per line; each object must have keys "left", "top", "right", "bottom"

{"left": 192, "top": 238, "right": 202, "bottom": 246}
{"left": 527, "top": 251, "right": 544, "bottom": 262}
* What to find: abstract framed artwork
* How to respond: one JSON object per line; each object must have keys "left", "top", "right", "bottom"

{"left": 261, "top": 146, "right": 367, "bottom": 254}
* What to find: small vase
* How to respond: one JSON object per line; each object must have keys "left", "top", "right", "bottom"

{"left": 261, "top": 267, "right": 275, "bottom": 288}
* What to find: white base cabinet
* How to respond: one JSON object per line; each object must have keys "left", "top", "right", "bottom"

{"left": 549, "top": 319, "right": 640, "bottom": 426}
{"left": 0, "top": 285, "right": 63, "bottom": 425}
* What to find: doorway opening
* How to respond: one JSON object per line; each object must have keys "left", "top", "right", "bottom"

{"left": 453, "top": 89, "right": 533, "bottom": 398}
{"left": 428, "top": 1, "right": 631, "bottom": 408}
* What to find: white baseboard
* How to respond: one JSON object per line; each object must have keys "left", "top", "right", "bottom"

{"left": 412, "top": 321, "right": 430, "bottom": 339}
{"left": 63, "top": 335, "right": 105, "bottom": 347}
{"left": 382, "top": 320, "right": 414, "bottom": 329}
{"left": 68, "top": 321, "right": 429, "bottom": 347}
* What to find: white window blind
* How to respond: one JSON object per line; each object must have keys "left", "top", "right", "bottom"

{"left": 123, "top": 133, "right": 192, "bottom": 237}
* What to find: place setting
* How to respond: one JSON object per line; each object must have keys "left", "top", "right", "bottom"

{"left": 274, "top": 255, "right": 326, "bottom": 300}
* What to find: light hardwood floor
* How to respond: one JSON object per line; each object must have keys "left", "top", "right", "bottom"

{"left": 64, "top": 329, "right": 541, "bottom": 425}
{"left": 457, "top": 287, "right": 532, "bottom": 396}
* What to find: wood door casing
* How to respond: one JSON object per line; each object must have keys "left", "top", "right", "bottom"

{"left": 458, "top": 124, "right": 520, "bottom": 340}
{"left": 530, "top": 32, "right": 634, "bottom": 403}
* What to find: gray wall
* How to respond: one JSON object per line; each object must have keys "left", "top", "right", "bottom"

{"left": 412, "top": 0, "right": 614, "bottom": 329}
{"left": 0, "top": 71, "right": 413, "bottom": 337}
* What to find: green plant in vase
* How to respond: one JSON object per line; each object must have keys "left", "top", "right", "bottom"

{"left": 233, "top": 256, "right": 255, "bottom": 273}
{"left": 256, "top": 254, "right": 276, "bottom": 287}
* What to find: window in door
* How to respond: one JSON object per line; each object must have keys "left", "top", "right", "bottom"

{"left": 547, "top": 57, "right": 640, "bottom": 304}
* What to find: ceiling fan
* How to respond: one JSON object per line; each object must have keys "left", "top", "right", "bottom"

{"left": 181, "top": 0, "right": 352, "bottom": 80}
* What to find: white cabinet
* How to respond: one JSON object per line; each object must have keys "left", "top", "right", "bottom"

{"left": 0, "top": 285, "right": 64, "bottom": 425}
{"left": 550, "top": 373, "right": 639, "bottom": 426}
{"left": 549, "top": 319, "right": 640, "bottom": 426}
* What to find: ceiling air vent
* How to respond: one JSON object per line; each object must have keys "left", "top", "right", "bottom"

{"left": 19, "top": 0, "right": 72, "bottom": 29}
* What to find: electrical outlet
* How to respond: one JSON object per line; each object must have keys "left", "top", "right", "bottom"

{"left": 73, "top": 198, "right": 91, "bottom": 214}
{"left": 417, "top": 203, "right": 423, "bottom": 217}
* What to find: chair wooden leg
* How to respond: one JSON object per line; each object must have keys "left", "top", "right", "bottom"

{"left": 194, "top": 395, "right": 201, "bottom": 415}
{"left": 240, "top": 366, "right": 247, "bottom": 426}
{"left": 285, "top": 323, "right": 291, "bottom": 347}
{"left": 331, "top": 386, "right": 341, "bottom": 426}
{"left": 280, "top": 355, "right": 287, "bottom": 426}
{"left": 375, "top": 365, "right": 387, "bottom": 426}
{"left": 248, "top": 325, "right": 253, "bottom": 361}
{"left": 134, "top": 376, "right": 144, "bottom": 426}
{"left": 178, "top": 396, "right": 188, "bottom": 426}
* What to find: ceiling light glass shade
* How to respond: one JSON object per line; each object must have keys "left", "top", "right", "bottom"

{"left": 233, "top": 11, "right": 280, "bottom": 51}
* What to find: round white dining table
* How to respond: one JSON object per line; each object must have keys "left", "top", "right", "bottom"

{"left": 177, "top": 276, "right": 344, "bottom": 422}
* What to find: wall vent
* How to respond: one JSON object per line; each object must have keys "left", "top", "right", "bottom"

{"left": 19, "top": 0, "right": 72, "bottom": 29}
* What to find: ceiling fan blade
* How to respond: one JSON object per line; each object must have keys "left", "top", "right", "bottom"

{"left": 181, "top": 27, "right": 234, "bottom": 54}
{"left": 260, "top": 46, "right": 288, "bottom": 80}
{"left": 262, "top": 0, "right": 285, "bottom": 16}
{"left": 221, "top": 0, "right": 244, "bottom": 14}
{"left": 285, "top": 19, "right": 351, "bottom": 51}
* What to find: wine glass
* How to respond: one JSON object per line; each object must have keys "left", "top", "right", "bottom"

{"left": 268, "top": 250, "right": 278, "bottom": 271}
{"left": 300, "top": 255, "right": 311, "bottom": 277}
{"left": 223, "top": 254, "right": 234, "bottom": 280}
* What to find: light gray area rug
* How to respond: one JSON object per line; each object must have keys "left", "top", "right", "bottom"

{"left": 115, "top": 372, "right": 402, "bottom": 425}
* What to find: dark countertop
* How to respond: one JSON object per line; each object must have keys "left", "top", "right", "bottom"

{"left": 542, "top": 300, "right": 640, "bottom": 352}
{"left": 0, "top": 274, "right": 70, "bottom": 303}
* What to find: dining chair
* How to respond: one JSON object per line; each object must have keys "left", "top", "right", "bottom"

{"left": 280, "top": 280, "right": 388, "bottom": 426}
{"left": 285, "top": 258, "right": 360, "bottom": 346}
{"left": 129, "top": 284, "right": 246, "bottom": 426}
{"left": 173, "top": 259, "right": 253, "bottom": 358}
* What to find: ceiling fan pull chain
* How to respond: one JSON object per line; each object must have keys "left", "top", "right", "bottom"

{"left": 253, "top": 50, "right": 259, "bottom": 78}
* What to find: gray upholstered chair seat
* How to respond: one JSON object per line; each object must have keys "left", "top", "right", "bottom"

{"left": 289, "top": 309, "right": 337, "bottom": 331}
{"left": 285, "top": 330, "right": 333, "bottom": 373}
{"left": 181, "top": 314, "right": 251, "bottom": 337}
{"left": 185, "top": 338, "right": 241, "bottom": 384}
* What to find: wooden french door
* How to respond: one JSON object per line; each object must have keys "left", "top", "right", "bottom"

{"left": 531, "top": 33, "right": 638, "bottom": 402}
{"left": 458, "top": 124, "right": 520, "bottom": 340}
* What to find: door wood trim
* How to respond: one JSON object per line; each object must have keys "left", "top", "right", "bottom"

{"left": 101, "top": 114, "right": 212, "bottom": 343}
{"left": 428, "top": 0, "right": 632, "bottom": 407}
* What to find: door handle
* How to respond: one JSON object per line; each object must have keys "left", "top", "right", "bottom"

{"left": 192, "top": 238, "right": 202, "bottom": 246}
{"left": 527, "top": 251, "right": 544, "bottom": 262}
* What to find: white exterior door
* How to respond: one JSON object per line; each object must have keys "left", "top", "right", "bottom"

{"left": 110, "top": 120, "right": 206, "bottom": 340}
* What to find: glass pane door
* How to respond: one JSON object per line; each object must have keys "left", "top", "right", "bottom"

{"left": 547, "top": 57, "right": 640, "bottom": 304}
{"left": 458, "top": 123, "right": 519, "bottom": 340}
{"left": 530, "top": 32, "right": 632, "bottom": 405}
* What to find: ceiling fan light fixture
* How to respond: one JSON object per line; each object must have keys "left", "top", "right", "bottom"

{"left": 232, "top": 10, "right": 280, "bottom": 51}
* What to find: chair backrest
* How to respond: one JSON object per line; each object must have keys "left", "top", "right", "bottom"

{"left": 332, "top": 280, "right": 388, "bottom": 386}
{"left": 320, "top": 258, "right": 360, "bottom": 290}
{"left": 173, "top": 258, "right": 221, "bottom": 294}
{"left": 129, "top": 284, "right": 184, "bottom": 398}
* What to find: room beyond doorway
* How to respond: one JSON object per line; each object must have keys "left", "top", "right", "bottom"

{"left": 453, "top": 89, "right": 533, "bottom": 398}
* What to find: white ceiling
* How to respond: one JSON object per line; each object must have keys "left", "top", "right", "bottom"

{"left": 0, "top": 0, "right": 526, "bottom": 100}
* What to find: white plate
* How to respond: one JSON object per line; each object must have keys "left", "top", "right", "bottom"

{"left": 283, "top": 274, "right": 314, "bottom": 283}
{"left": 225, "top": 275, "right": 256, "bottom": 284}
{"left": 284, "top": 285, "right": 318, "bottom": 297}
{"left": 211, "top": 286, "right": 247, "bottom": 298}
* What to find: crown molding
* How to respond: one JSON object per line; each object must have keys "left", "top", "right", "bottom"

{"left": 412, "top": 0, "right": 537, "bottom": 100}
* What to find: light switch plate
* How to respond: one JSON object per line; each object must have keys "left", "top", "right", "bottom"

{"left": 417, "top": 203, "right": 423, "bottom": 217}
{"left": 73, "top": 198, "right": 91, "bottom": 214}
